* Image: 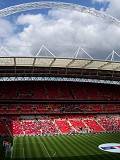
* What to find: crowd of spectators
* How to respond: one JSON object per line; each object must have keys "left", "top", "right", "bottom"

{"left": 0, "top": 81, "right": 119, "bottom": 100}
{"left": 0, "top": 104, "right": 120, "bottom": 114}
{"left": 0, "top": 114, "right": 120, "bottom": 136}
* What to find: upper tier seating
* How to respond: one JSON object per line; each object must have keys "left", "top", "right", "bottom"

{"left": 0, "top": 81, "right": 119, "bottom": 100}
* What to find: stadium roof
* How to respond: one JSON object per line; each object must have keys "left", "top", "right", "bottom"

{"left": 0, "top": 57, "right": 120, "bottom": 71}
{"left": 0, "top": 57, "right": 120, "bottom": 83}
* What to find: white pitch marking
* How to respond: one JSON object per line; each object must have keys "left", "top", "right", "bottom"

{"left": 40, "top": 139, "right": 52, "bottom": 160}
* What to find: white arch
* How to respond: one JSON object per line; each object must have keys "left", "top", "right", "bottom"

{"left": 0, "top": 1, "right": 119, "bottom": 26}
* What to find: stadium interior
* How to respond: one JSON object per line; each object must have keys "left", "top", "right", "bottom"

{"left": 0, "top": 58, "right": 120, "bottom": 160}
{"left": 1, "top": 1, "right": 120, "bottom": 159}
{"left": 0, "top": 80, "right": 120, "bottom": 137}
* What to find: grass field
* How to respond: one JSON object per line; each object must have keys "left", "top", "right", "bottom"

{"left": 10, "top": 133, "right": 120, "bottom": 160}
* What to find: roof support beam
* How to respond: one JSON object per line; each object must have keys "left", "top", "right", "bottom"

{"left": 14, "top": 57, "right": 16, "bottom": 73}
{"left": 114, "top": 65, "right": 120, "bottom": 71}
{"left": 32, "top": 58, "right": 36, "bottom": 73}
{"left": 81, "top": 60, "right": 93, "bottom": 69}
{"left": 66, "top": 59, "right": 75, "bottom": 68}
{"left": 49, "top": 58, "right": 56, "bottom": 67}
{"left": 32, "top": 58, "right": 36, "bottom": 67}
{"left": 97, "top": 61, "right": 111, "bottom": 70}
{"left": 14, "top": 58, "right": 16, "bottom": 66}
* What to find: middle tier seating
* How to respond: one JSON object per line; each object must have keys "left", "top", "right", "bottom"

{"left": 0, "top": 104, "right": 120, "bottom": 115}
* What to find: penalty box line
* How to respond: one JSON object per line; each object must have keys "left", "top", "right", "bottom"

{"left": 40, "top": 139, "right": 52, "bottom": 160}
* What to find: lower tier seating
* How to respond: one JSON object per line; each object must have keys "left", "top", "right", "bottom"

{"left": 0, "top": 114, "right": 120, "bottom": 136}
{"left": 83, "top": 119, "right": 105, "bottom": 133}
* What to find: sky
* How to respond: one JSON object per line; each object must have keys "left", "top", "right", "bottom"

{"left": 0, "top": 0, "right": 120, "bottom": 60}
{"left": 0, "top": 0, "right": 109, "bottom": 9}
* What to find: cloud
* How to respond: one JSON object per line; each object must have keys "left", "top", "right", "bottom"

{"left": 92, "top": 0, "right": 107, "bottom": 2}
{"left": 0, "top": 4, "right": 120, "bottom": 59}
{"left": 93, "top": 0, "right": 120, "bottom": 18}
{"left": 0, "top": 18, "right": 14, "bottom": 38}
{"left": 106, "top": 0, "right": 120, "bottom": 19}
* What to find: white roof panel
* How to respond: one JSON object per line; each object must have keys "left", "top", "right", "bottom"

{"left": 35, "top": 58, "right": 54, "bottom": 67}
{"left": 101, "top": 62, "right": 120, "bottom": 70}
{"left": 85, "top": 61, "right": 108, "bottom": 69}
{"left": 52, "top": 58, "right": 72, "bottom": 67}
{"left": 69, "top": 59, "right": 91, "bottom": 68}
{"left": 16, "top": 58, "right": 34, "bottom": 66}
{"left": 0, "top": 57, "right": 120, "bottom": 72}
{"left": 115, "top": 66, "right": 120, "bottom": 71}
{"left": 0, "top": 58, "right": 14, "bottom": 66}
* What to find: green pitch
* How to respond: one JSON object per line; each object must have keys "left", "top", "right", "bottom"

{"left": 10, "top": 133, "right": 120, "bottom": 160}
